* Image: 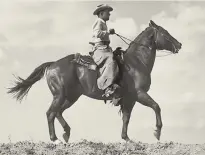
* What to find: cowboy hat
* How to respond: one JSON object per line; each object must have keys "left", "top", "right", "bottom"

{"left": 93, "top": 4, "right": 113, "bottom": 15}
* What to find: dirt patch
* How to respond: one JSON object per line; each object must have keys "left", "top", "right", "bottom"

{"left": 0, "top": 140, "right": 205, "bottom": 155}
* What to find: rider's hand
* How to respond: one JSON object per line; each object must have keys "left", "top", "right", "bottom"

{"left": 109, "top": 29, "right": 115, "bottom": 35}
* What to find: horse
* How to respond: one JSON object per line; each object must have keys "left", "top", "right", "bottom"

{"left": 7, "top": 20, "right": 182, "bottom": 144}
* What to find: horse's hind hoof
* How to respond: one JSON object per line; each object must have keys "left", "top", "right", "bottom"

{"left": 63, "top": 133, "right": 70, "bottom": 143}
{"left": 154, "top": 129, "right": 161, "bottom": 140}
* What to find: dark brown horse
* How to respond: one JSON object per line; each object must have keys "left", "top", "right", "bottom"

{"left": 8, "top": 20, "right": 182, "bottom": 144}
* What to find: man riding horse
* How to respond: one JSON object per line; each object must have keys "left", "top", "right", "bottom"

{"left": 91, "top": 4, "right": 121, "bottom": 106}
{"left": 7, "top": 3, "right": 182, "bottom": 143}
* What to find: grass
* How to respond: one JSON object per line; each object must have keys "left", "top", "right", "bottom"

{"left": 0, "top": 139, "right": 204, "bottom": 155}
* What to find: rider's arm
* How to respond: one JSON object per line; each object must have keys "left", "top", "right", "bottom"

{"left": 92, "top": 20, "right": 109, "bottom": 39}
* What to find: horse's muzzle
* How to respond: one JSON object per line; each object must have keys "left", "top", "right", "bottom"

{"left": 174, "top": 42, "right": 182, "bottom": 54}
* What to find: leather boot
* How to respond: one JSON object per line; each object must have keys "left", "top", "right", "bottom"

{"left": 111, "top": 84, "right": 122, "bottom": 106}
{"left": 103, "top": 84, "right": 122, "bottom": 106}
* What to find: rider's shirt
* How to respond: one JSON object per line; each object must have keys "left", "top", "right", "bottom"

{"left": 92, "top": 18, "right": 110, "bottom": 44}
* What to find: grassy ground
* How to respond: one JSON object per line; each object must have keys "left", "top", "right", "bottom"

{"left": 0, "top": 140, "right": 205, "bottom": 155}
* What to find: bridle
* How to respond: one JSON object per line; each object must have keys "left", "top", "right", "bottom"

{"left": 153, "top": 26, "right": 178, "bottom": 54}
{"left": 115, "top": 33, "right": 152, "bottom": 50}
{"left": 115, "top": 26, "right": 178, "bottom": 56}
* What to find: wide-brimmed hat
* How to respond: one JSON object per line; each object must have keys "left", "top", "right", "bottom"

{"left": 93, "top": 4, "right": 113, "bottom": 15}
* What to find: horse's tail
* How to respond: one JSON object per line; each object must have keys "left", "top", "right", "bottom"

{"left": 7, "top": 62, "right": 54, "bottom": 102}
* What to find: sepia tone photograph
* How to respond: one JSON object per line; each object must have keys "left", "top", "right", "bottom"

{"left": 0, "top": 0, "right": 205, "bottom": 154}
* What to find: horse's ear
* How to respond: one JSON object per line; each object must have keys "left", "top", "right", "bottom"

{"left": 150, "top": 20, "right": 154, "bottom": 25}
{"left": 150, "top": 20, "right": 159, "bottom": 28}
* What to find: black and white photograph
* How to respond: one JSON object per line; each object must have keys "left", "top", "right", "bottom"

{"left": 0, "top": 0, "right": 205, "bottom": 154}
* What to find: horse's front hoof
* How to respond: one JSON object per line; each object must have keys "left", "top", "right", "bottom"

{"left": 122, "top": 135, "right": 130, "bottom": 142}
{"left": 63, "top": 133, "right": 70, "bottom": 143}
{"left": 154, "top": 129, "right": 161, "bottom": 140}
{"left": 52, "top": 139, "right": 63, "bottom": 145}
{"left": 126, "top": 139, "right": 134, "bottom": 143}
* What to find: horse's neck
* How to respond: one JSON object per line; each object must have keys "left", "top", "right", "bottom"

{"left": 126, "top": 28, "right": 156, "bottom": 73}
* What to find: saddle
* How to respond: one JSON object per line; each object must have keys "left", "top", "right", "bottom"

{"left": 72, "top": 47, "right": 126, "bottom": 71}
{"left": 72, "top": 53, "right": 97, "bottom": 70}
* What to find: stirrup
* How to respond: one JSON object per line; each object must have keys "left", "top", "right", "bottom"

{"left": 102, "top": 84, "right": 120, "bottom": 97}
{"left": 102, "top": 88, "right": 113, "bottom": 97}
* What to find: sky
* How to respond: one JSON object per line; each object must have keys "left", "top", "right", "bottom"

{"left": 0, "top": 0, "right": 205, "bottom": 144}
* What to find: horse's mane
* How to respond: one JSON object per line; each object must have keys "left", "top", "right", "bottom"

{"left": 127, "top": 26, "right": 152, "bottom": 50}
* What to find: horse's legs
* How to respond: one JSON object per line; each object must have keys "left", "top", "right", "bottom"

{"left": 46, "top": 93, "right": 65, "bottom": 142}
{"left": 46, "top": 110, "right": 57, "bottom": 141}
{"left": 120, "top": 99, "right": 135, "bottom": 141}
{"left": 45, "top": 60, "right": 82, "bottom": 143}
{"left": 136, "top": 90, "right": 162, "bottom": 140}
{"left": 56, "top": 111, "right": 70, "bottom": 143}
{"left": 55, "top": 98, "right": 79, "bottom": 143}
{"left": 46, "top": 71, "right": 67, "bottom": 142}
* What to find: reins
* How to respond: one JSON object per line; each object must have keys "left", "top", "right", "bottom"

{"left": 115, "top": 32, "right": 173, "bottom": 57}
{"left": 115, "top": 33, "right": 152, "bottom": 50}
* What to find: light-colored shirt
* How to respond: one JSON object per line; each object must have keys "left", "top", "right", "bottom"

{"left": 92, "top": 18, "right": 110, "bottom": 44}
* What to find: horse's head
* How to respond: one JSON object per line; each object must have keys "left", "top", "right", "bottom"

{"left": 149, "top": 20, "right": 182, "bottom": 54}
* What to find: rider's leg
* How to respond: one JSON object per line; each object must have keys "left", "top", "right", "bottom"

{"left": 97, "top": 51, "right": 119, "bottom": 90}
{"left": 92, "top": 47, "right": 121, "bottom": 105}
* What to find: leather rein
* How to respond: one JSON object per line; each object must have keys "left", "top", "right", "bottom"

{"left": 115, "top": 27, "right": 175, "bottom": 57}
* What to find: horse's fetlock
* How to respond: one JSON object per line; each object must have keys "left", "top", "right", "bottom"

{"left": 63, "top": 124, "right": 70, "bottom": 132}
{"left": 157, "top": 122, "right": 163, "bottom": 129}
